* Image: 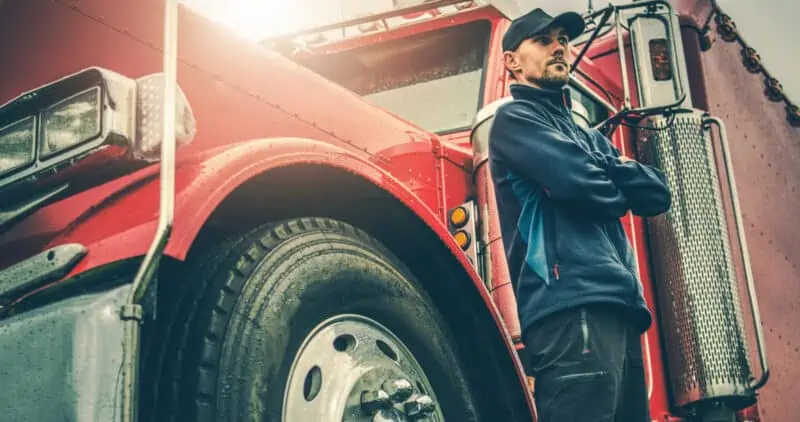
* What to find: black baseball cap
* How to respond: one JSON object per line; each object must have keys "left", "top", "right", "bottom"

{"left": 502, "top": 8, "right": 586, "bottom": 52}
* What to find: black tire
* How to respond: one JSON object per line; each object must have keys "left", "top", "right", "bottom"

{"left": 146, "top": 217, "right": 482, "bottom": 422}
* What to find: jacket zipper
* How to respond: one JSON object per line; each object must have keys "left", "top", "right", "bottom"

{"left": 549, "top": 204, "right": 560, "bottom": 282}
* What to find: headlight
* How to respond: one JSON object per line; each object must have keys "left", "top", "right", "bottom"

{"left": 0, "top": 117, "right": 35, "bottom": 176}
{"left": 0, "top": 67, "right": 135, "bottom": 191}
{"left": 41, "top": 87, "right": 102, "bottom": 158}
{"left": 0, "top": 66, "right": 196, "bottom": 191}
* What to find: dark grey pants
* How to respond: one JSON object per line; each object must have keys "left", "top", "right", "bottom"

{"left": 524, "top": 304, "right": 650, "bottom": 422}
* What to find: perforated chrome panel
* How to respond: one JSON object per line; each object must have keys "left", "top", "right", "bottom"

{"left": 639, "top": 111, "right": 754, "bottom": 408}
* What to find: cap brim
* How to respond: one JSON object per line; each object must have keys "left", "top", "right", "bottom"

{"left": 548, "top": 12, "right": 586, "bottom": 41}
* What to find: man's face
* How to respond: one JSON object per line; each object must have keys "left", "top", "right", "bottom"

{"left": 504, "top": 26, "right": 571, "bottom": 89}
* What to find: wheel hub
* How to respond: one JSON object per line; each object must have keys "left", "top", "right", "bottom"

{"left": 282, "top": 314, "right": 444, "bottom": 421}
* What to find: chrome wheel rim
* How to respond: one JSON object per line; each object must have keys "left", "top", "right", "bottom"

{"left": 282, "top": 314, "right": 444, "bottom": 421}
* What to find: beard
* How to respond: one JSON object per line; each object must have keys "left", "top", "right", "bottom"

{"left": 526, "top": 62, "right": 570, "bottom": 89}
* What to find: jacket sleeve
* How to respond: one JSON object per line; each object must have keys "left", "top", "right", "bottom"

{"left": 607, "top": 158, "right": 672, "bottom": 217}
{"left": 489, "top": 103, "right": 630, "bottom": 221}
{"left": 591, "top": 130, "right": 672, "bottom": 217}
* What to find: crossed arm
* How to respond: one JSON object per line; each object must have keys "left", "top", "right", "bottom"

{"left": 489, "top": 103, "right": 671, "bottom": 221}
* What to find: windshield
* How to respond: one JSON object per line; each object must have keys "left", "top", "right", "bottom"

{"left": 299, "top": 20, "right": 491, "bottom": 134}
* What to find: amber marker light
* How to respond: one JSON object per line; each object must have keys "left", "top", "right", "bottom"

{"left": 453, "top": 230, "right": 471, "bottom": 250}
{"left": 449, "top": 206, "right": 469, "bottom": 228}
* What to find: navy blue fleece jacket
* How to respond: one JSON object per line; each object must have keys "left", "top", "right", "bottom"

{"left": 488, "top": 83, "right": 671, "bottom": 336}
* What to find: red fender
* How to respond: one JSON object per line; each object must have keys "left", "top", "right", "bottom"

{"left": 3, "top": 136, "right": 534, "bottom": 416}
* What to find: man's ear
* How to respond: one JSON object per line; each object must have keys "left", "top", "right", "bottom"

{"left": 503, "top": 51, "right": 520, "bottom": 76}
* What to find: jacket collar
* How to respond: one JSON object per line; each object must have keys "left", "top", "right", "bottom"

{"left": 509, "top": 82, "right": 572, "bottom": 112}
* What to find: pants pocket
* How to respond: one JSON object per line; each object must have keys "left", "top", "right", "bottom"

{"left": 535, "top": 370, "right": 616, "bottom": 422}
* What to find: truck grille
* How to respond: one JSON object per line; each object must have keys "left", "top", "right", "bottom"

{"left": 639, "top": 111, "right": 755, "bottom": 409}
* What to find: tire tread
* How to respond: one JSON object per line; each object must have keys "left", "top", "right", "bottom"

{"left": 146, "top": 218, "right": 470, "bottom": 422}
{"left": 150, "top": 218, "right": 381, "bottom": 421}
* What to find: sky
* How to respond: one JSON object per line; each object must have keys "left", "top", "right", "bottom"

{"left": 181, "top": 0, "right": 799, "bottom": 102}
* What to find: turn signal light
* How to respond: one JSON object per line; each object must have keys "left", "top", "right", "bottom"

{"left": 649, "top": 38, "right": 672, "bottom": 81}
{"left": 453, "top": 230, "right": 471, "bottom": 250}
{"left": 449, "top": 206, "right": 469, "bottom": 228}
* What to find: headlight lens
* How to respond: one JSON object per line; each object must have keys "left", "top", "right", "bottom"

{"left": 41, "top": 87, "right": 102, "bottom": 158}
{"left": 0, "top": 66, "right": 197, "bottom": 192}
{"left": 0, "top": 117, "right": 35, "bottom": 175}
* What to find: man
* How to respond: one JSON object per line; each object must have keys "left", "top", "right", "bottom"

{"left": 488, "top": 7, "right": 672, "bottom": 422}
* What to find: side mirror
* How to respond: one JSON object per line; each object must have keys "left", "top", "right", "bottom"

{"left": 627, "top": 1, "right": 692, "bottom": 110}
{"left": 574, "top": 1, "right": 691, "bottom": 120}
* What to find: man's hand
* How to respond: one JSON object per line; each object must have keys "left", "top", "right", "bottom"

{"left": 618, "top": 155, "right": 635, "bottom": 163}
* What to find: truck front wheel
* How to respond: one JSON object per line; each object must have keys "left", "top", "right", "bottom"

{"left": 145, "top": 217, "right": 482, "bottom": 422}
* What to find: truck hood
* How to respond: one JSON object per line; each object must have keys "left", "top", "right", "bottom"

{"left": 0, "top": 0, "right": 455, "bottom": 269}
{"left": 0, "top": 0, "right": 439, "bottom": 168}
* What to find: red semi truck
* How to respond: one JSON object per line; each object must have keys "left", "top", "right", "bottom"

{"left": 0, "top": 0, "right": 797, "bottom": 421}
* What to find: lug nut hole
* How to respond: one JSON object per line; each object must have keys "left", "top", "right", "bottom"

{"left": 303, "top": 366, "right": 322, "bottom": 402}
{"left": 376, "top": 340, "right": 398, "bottom": 361}
{"left": 333, "top": 334, "right": 356, "bottom": 352}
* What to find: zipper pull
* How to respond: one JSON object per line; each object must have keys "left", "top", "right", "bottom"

{"left": 553, "top": 262, "right": 560, "bottom": 280}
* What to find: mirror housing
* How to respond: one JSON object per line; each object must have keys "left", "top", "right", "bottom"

{"left": 574, "top": 1, "right": 691, "bottom": 125}
{"left": 628, "top": 2, "right": 692, "bottom": 110}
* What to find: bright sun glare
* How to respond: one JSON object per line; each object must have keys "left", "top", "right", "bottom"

{"left": 184, "top": 0, "right": 306, "bottom": 41}
{"left": 221, "top": 0, "right": 304, "bottom": 40}
{"left": 185, "top": 0, "right": 402, "bottom": 41}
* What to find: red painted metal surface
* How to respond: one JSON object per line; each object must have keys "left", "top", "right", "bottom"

{"left": 0, "top": 0, "right": 537, "bottom": 416}
{"left": 300, "top": 4, "right": 500, "bottom": 56}
{"left": 673, "top": 2, "right": 800, "bottom": 421}
{"left": 2, "top": 0, "right": 795, "bottom": 420}
{"left": 471, "top": 132, "right": 523, "bottom": 344}
{"left": 737, "top": 404, "right": 763, "bottom": 422}
{"left": 0, "top": 0, "right": 442, "bottom": 186}
{"left": 1, "top": 137, "right": 485, "bottom": 297}
{"left": 0, "top": 0, "right": 460, "bottom": 264}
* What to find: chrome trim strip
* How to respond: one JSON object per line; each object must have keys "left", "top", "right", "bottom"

{"left": 705, "top": 116, "right": 769, "bottom": 391}
{"left": 120, "top": 1, "right": 179, "bottom": 421}
{"left": 0, "top": 243, "right": 87, "bottom": 303}
{"left": 614, "top": 9, "right": 632, "bottom": 110}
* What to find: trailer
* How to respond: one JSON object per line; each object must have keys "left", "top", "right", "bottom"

{"left": 0, "top": 0, "right": 797, "bottom": 421}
